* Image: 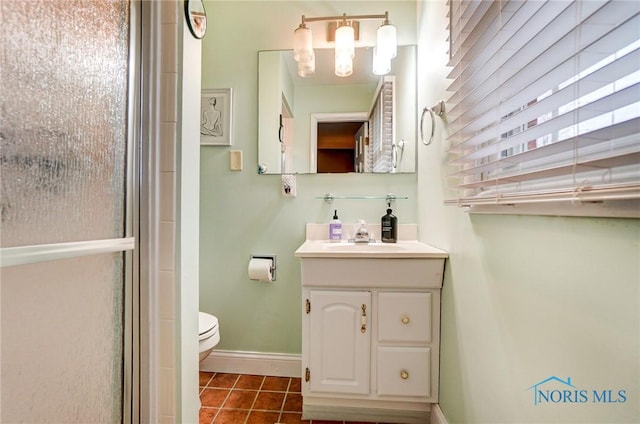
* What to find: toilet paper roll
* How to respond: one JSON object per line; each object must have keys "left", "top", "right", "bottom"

{"left": 248, "top": 258, "right": 273, "bottom": 282}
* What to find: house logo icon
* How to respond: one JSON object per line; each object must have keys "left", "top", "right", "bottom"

{"left": 528, "top": 376, "right": 627, "bottom": 406}
{"left": 528, "top": 376, "right": 580, "bottom": 406}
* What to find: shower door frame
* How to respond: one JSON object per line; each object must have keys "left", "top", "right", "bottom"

{"left": 0, "top": 1, "right": 147, "bottom": 422}
{"left": 125, "top": 0, "right": 144, "bottom": 422}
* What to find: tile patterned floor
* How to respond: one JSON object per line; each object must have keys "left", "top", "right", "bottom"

{"left": 199, "top": 372, "right": 393, "bottom": 424}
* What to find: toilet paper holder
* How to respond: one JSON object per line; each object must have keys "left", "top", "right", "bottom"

{"left": 250, "top": 254, "right": 276, "bottom": 281}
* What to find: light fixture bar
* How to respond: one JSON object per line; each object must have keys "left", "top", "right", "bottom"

{"left": 293, "top": 11, "right": 394, "bottom": 78}
{"left": 300, "top": 12, "right": 388, "bottom": 24}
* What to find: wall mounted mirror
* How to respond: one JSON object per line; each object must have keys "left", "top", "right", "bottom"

{"left": 258, "top": 45, "right": 417, "bottom": 174}
{"left": 185, "top": 0, "right": 207, "bottom": 39}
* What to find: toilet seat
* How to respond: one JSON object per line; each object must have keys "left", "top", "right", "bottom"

{"left": 199, "top": 312, "right": 220, "bottom": 363}
{"left": 199, "top": 312, "right": 218, "bottom": 341}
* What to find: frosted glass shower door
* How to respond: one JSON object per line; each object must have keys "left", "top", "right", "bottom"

{"left": 1, "top": 1, "right": 136, "bottom": 422}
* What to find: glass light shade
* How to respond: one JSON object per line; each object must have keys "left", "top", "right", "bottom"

{"left": 297, "top": 54, "right": 315, "bottom": 77}
{"left": 335, "top": 24, "right": 355, "bottom": 59}
{"left": 335, "top": 50, "right": 353, "bottom": 77}
{"left": 372, "top": 46, "right": 391, "bottom": 75}
{"left": 293, "top": 24, "right": 313, "bottom": 62}
{"left": 376, "top": 22, "right": 397, "bottom": 59}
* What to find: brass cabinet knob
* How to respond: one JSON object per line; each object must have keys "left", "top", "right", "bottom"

{"left": 401, "top": 315, "right": 410, "bottom": 325}
{"left": 400, "top": 370, "right": 409, "bottom": 380}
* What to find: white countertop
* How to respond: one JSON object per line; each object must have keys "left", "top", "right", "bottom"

{"left": 295, "top": 224, "right": 449, "bottom": 259}
{"left": 294, "top": 239, "right": 449, "bottom": 259}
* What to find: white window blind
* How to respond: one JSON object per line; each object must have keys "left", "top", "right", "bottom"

{"left": 445, "top": 0, "right": 640, "bottom": 217}
{"left": 368, "top": 76, "right": 395, "bottom": 173}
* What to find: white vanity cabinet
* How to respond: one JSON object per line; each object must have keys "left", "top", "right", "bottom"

{"left": 296, "top": 231, "right": 447, "bottom": 424}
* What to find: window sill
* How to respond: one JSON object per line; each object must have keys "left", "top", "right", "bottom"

{"left": 452, "top": 199, "right": 640, "bottom": 219}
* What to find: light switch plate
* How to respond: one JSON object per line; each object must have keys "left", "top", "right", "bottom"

{"left": 229, "top": 150, "right": 243, "bottom": 171}
{"left": 282, "top": 174, "right": 296, "bottom": 197}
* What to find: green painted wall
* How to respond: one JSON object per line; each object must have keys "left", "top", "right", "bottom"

{"left": 200, "top": 1, "right": 418, "bottom": 354}
{"left": 200, "top": 1, "right": 640, "bottom": 422}
{"left": 416, "top": 1, "right": 639, "bottom": 423}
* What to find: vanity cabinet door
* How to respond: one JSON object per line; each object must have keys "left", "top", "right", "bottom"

{"left": 308, "top": 290, "right": 371, "bottom": 395}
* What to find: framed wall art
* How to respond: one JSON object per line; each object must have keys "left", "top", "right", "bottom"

{"left": 200, "top": 88, "right": 233, "bottom": 146}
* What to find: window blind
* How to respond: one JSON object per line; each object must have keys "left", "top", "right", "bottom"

{"left": 367, "top": 76, "right": 395, "bottom": 173}
{"left": 445, "top": 0, "right": 640, "bottom": 217}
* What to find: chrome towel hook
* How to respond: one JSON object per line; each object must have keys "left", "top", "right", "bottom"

{"left": 420, "top": 100, "right": 446, "bottom": 146}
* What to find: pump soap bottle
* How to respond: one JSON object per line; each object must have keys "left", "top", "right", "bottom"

{"left": 329, "top": 210, "right": 342, "bottom": 242}
{"left": 381, "top": 204, "right": 397, "bottom": 243}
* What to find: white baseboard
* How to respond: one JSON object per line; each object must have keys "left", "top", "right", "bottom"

{"left": 303, "top": 404, "right": 428, "bottom": 424}
{"left": 431, "top": 404, "right": 448, "bottom": 424}
{"left": 199, "top": 350, "right": 302, "bottom": 378}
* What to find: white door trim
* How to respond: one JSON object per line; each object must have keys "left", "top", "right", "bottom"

{"left": 309, "top": 112, "right": 368, "bottom": 173}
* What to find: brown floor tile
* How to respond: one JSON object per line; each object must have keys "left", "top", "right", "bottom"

{"left": 199, "top": 371, "right": 215, "bottom": 387}
{"left": 236, "top": 374, "right": 265, "bottom": 390}
{"left": 246, "top": 410, "right": 280, "bottom": 424}
{"left": 209, "top": 373, "right": 239, "bottom": 388}
{"left": 289, "top": 378, "right": 302, "bottom": 392}
{"left": 198, "top": 407, "right": 217, "bottom": 424}
{"left": 279, "top": 412, "right": 310, "bottom": 423}
{"left": 252, "top": 390, "right": 285, "bottom": 411}
{"left": 282, "top": 392, "right": 303, "bottom": 412}
{"left": 262, "top": 375, "right": 290, "bottom": 391}
{"left": 213, "top": 408, "right": 249, "bottom": 424}
{"left": 222, "top": 389, "right": 258, "bottom": 409}
{"left": 282, "top": 393, "right": 302, "bottom": 412}
{"left": 200, "top": 388, "right": 230, "bottom": 408}
{"left": 201, "top": 374, "right": 355, "bottom": 424}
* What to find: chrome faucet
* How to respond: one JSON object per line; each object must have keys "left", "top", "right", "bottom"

{"left": 353, "top": 220, "right": 371, "bottom": 243}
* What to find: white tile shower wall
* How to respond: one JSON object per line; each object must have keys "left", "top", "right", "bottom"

{"left": 157, "top": 1, "right": 178, "bottom": 423}
{"left": 159, "top": 270, "right": 176, "bottom": 320}
{"left": 160, "top": 122, "right": 177, "bottom": 172}
{"left": 160, "top": 172, "right": 176, "bottom": 221}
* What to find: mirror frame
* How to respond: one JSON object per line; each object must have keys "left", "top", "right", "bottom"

{"left": 185, "top": 0, "right": 207, "bottom": 39}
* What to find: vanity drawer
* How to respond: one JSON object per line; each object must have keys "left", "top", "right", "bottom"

{"left": 377, "top": 292, "right": 432, "bottom": 343}
{"left": 376, "top": 347, "right": 431, "bottom": 397}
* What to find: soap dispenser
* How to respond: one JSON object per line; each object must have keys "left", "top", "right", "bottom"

{"left": 329, "top": 210, "right": 342, "bottom": 242}
{"left": 381, "top": 204, "right": 397, "bottom": 243}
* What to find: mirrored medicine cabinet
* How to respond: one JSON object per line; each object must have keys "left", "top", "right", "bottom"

{"left": 258, "top": 45, "right": 417, "bottom": 175}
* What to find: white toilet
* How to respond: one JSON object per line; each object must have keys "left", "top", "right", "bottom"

{"left": 199, "top": 312, "right": 220, "bottom": 362}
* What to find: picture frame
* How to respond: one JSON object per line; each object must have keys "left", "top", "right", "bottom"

{"left": 200, "top": 88, "right": 233, "bottom": 146}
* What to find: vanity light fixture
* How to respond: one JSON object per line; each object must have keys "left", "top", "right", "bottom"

{"left": 372, "top": 46, "right": 391, "bottom": 76}
{"left": 292, "top": 11, "right": 396, "bottom": 78}
{"left": 376, "top": 14, "right": 397, "bottom": 60}
{"left": 334, "top": 19, "right": 355, "bottom": 77}
{"left": 297, "top": 53, "right": 315, "bottom": 78}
